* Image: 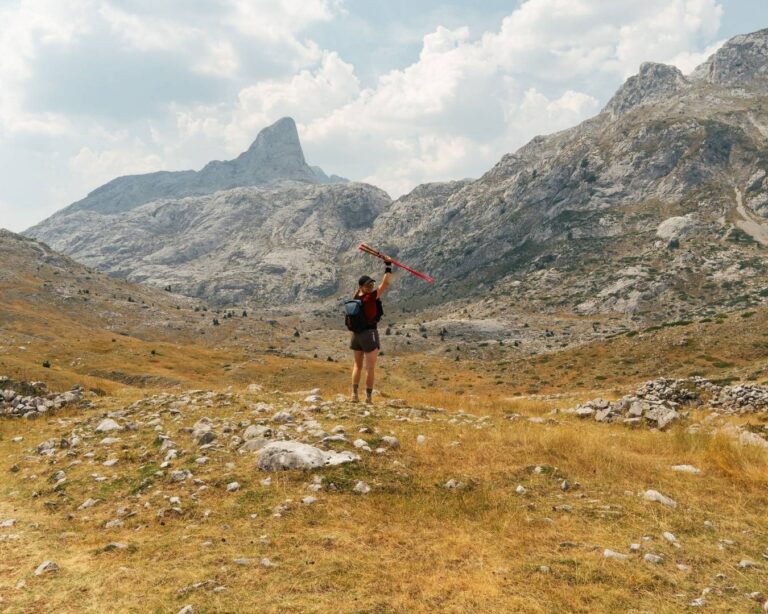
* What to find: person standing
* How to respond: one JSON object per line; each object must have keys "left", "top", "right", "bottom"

{"left": 350, "top": 257, "right": 393, "bottom": 403}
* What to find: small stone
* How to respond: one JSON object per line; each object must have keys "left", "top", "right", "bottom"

{"left": 260, "top": 557, "right": 277, "bottom": 568}
{"left": 515, "top": 485, "right": 527, "bottom": 495}
{"left": 233, "top": 558, "right": 252, "bottom": 566}
{"left": 538, "top": 565, "right": 550, "bottom": 573}
{"left": 644, "top": 553, "right": 664, "bottom": 564}
{"left": 629, "top": 543, "right": 641, "bottom": 552}
{"left": 104, "top": 519, "right": 123, "bottom": 529}
{"left": 226, "top": 482, "right": 240, "bottom": 492}
{"left": 671, "top": 464, "right": 701, "bottom": 474}
{"left": 560, "top": 480, "right": 570, "bottom": 491}
{"left": 95, "top": 418, "right": 121, "bottom": 433}
{"left": 354, "top": 481, "right": 371, "bottom": 494}
{"left": 444, "top": 479, "right": 463, "bottom": 489}
{"left": 643, "top": 489, "right": 677, "bottom": 508}
{"left": 260, "top": 477, "right": 272, "bottom": 486}
{"left": 34, "top": 560, "right": 59, "bottom": 575}
{"left": 77, "top": 498, "right": 100, "bottom": 510}
{"left": 104, "top": 542, "right": 128, "bottom": 551}
{"left": 381, "top": 436, "right": 400, "bottom": 449}
{"left": 662, "top": 531, "right": 679, "bottom": 545}
{"left": 195, "top": 456, "right": 208, "bottom": 465}
{"left": 0, "top": 519, "right": 17, "bottom": 528}
{"left": 302, "top": 496, "right": 318, "bottom": 505}
{"left": 676, "top": 563, "right": 690, "bottom": 571}
{"left": 103, "top": 459, "right": 119, "bottom": 467}
{"left": 738, "top": 559, "right": 757, "bottom": 569}
{"left": 690, "top": 598, "right": 706, "bottom": 607}
{"left": 604, "top": 549, "right": 629, "bottom": 561}
{"left": 178, "top": 606, "right": 193, "bottom": 614}
{"left": 575, "top": 406, "right": 594, "bottom": 418}
{"left": 416, "top": 435, "right": 426, "bottom": 444}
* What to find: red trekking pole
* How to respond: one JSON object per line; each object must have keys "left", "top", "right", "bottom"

{"left": 358, "top": 243, "right": 434, "bottom": 283}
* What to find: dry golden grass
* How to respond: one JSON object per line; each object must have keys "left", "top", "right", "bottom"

{"left": 0, "top": 386, "right": 766, "bottom": 613}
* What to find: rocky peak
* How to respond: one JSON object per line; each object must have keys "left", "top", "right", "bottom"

{"left": 26, "top": 117, "right": 336, "bottom": 223}
{"left": 603, "top": 62, "right": 689, "bottom": 118}
{"left": 226, "top": 117, "right": 309, "bottom": 175}
{"left": 690, "top": 28, "right": 768, "bottom": 90}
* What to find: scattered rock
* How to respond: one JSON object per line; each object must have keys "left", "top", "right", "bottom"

{"left": 643, "top": 553, "right": 664, "bottom": 564}
{"left": 226, "top": 482, "right": 240, "bottom": 492}
{"left": 95, "top": 418, "right": 121, "bottom": 433}
{"left": 257, "top": 441, "right": 358, "bottom": 471}
{"left": 604, "top": 549, "right": 629, "bottom": 561}
{"left": 354, "top": 481, "right": 371, "bottom": 494}
{"left": 643, "top": 489, "right": 677, "bottom": 508}
{"left": 34, "top": 560, "right": 59, "bottom": 575}
{"left": 671, "top": 464, "right": 701, "bottom": 474}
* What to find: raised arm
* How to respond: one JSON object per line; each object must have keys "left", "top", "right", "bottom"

{"left": 376, "top": 257, "right": 393, "bottom": 298}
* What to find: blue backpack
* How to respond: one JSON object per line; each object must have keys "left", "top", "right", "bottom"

{"left": 344, "top": 297, "right": 383, "bottom": 332}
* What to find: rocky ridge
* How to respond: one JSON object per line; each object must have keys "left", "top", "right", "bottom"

{"left": 369, "top": 28, "right": 768, "bottom": 321}
{"left": 18, "top": 28, "right": 768, "bottom": 325}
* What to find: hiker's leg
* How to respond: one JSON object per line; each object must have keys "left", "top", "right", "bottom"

{"left": 352, "top": 351, "right": 364, "bottom": 401}
{"left": 364, "top": 348, "right": 379, "bottom": 397}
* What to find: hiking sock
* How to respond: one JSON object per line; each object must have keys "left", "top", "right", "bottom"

{"left": 365, "top": 388, "right": 373, "bottom": 403}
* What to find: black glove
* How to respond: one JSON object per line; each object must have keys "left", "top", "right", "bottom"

{"left": 384, "top": 257, "right": 393, "bottom": 273}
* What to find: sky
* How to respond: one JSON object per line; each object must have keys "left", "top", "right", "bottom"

{"left": 1, "top": 0, "right": 767, "bottom": 232}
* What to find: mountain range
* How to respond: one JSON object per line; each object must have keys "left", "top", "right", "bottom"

{"left": 23, "top": 28, "right": 768, "bottom": 325}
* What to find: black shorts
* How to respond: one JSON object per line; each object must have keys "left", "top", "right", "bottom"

{"left": 350, "top": 328, "right": 380, "bottom": 353}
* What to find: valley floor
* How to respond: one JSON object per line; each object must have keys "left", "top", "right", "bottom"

{"left": 1, "top": 384, "right": 766, "bottom": 613}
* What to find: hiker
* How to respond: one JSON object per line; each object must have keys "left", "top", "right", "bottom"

{"left": 350, "top": 257, "right": 393, "bottom": 403}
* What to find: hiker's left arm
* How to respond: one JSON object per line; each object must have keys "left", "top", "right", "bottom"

{"left": 377, "top": 258, "right": 393, "bottom": 297}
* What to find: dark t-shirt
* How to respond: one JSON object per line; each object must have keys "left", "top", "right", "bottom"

{"left": 360, "top": 292, "right": 379, "bottom": 327}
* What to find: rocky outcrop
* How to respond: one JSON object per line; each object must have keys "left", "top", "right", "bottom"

{"left": 25, "top": 181, "right": 390, "bottom": 305}
{"left": 691, "top": 28, "right": 768, "bottom": 91}
{"left": 603, "top": 62, "right": 689, "bottom": 118}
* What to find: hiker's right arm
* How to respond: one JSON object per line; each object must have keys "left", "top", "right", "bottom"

{"left": 377, "top": 258, "right": 393, "bottom": 297}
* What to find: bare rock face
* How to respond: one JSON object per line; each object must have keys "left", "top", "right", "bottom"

{"left": 26, "top": 181, "right": 389, "bottom": 306}
{"left": 691, "top": 28, "right": 768, "bottom": 90}
{"left": 603, "top": 62, "right": 689, "bottom": 118}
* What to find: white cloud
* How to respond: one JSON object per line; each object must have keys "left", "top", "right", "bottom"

{"left": 70, "top": 143, "right": 166, "bottom": 192}
{"left": 0, "top": 0, "right": 91, "bottom": 136}
{"left": 0, "top": 0, "right": 731, "bottom": 232}
{"left": 668, "top": 39, "right": 725, "bottom": 74}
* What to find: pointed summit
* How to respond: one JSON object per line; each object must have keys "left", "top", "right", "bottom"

{"left": 690, "top": 27, "right": 768, "bottom": 90}
{"left": 35, "top": 117, "right": 329, "bottom": 220}
{"left": 225, "top": 117, "right": 314, "bottom": 183}
{"left": 603, "top": 62, "right": 689, "bottom": 118}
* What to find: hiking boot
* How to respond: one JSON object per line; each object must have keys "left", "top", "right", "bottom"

{"left": 365, "top": 396, "right": 373, "bottom": 405}
{"left": 351, "top": 394, "right": 359, "bottom": 403}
